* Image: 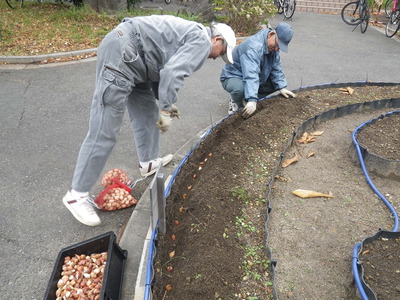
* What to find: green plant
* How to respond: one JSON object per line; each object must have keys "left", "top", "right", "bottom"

{"left": 232, "top": 187, "right": 249, "bottom": 201}
{"left": 212, "top": 0, "right": 276, "bottom": 34}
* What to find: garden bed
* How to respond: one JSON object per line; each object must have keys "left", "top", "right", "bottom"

{"left": 151, "top": 82, "right": 400, "bottom": 299}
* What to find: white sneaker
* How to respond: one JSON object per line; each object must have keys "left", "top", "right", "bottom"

{"left": 63, "top": 190, "right": 101, "bottom": 226}
{"left": 139, "top": 154, "right": 173, "bottom": 177}
{"left": 228, "top": 98, "right": 239, "bottom": 114}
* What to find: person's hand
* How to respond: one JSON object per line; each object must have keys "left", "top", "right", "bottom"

{"left": 280, "top": 88, "right": 296, "bottom": 98}
{"left": 170, "top": 104, "right": 181, "bottom": 119}
{"left": 242, "top": 101, "right": 257, "bottom": 118}
{"left": 156, "top": 112, "right": 173, "bottom": 133}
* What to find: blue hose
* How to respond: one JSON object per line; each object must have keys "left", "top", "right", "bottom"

{"left": 351, "top": 111, "right": 399, "bottom": 300}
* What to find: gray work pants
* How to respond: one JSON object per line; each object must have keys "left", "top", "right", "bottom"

{"left": 221, "top": 77, "right": 276, "bottom": 108}
{"left": 72, "top": 22, "right": 159, "bottom": 193}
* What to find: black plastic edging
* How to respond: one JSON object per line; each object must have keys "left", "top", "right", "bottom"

{"left": 354, "top": 230, "right": 400, "bottom": 300}
{"left": 352, "top": 111, "right": 400, "bottom": 180}
{"left": 351, "top": 111, "right": 400, "bottom": 300}
{"left": 263, "top": 82, "right": 400, "bottom": 300}
{"left": 145, "top": 81, "right": 400, "bottom": 300}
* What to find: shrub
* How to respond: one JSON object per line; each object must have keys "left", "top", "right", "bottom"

{"left": 212, "top": 0, "right": 276, "bottom": 34}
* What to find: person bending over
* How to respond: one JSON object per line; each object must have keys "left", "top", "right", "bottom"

{"left": 220, "top": 22, "right": 296, "bottom": 118}
{"left": 63, "top": 15, "right": 236, "bottom": 226}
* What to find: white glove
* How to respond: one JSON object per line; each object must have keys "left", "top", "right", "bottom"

{"left": 170, "top": 104, "right": 181, "bottom": 119}
{"left": 242, "top": 101, "right": 257, "bottom": 118}
{"left": 156, "top": 112, "right": 173, "bottom": 133}
{"left": 280, "top": 88, "right": 296, "bottom": 98}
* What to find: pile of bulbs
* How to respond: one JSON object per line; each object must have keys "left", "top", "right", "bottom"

{"left": 95, "top": 168, "right": 138, "bottom": 211}
{"left": 101, "top": 168, "right": 129, "bottom": 187}
{"left": 56, "top": 252, "right": 107, "bottom": 300}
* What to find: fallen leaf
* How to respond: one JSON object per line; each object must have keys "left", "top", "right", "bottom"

{"left": 297, "top": 132, "right": 309, "bottom": 143}
{"left": 311, "top": 131, "right": 324, "bottom": 136}
{"left": 297, "top": 132, "right": 317, "bottom": 144}
{"left": 168, "top": 251, "right": 175, "bottom": 258}
{"left": 307, "top": 151, "right": 315, "bottom": 158}
{"left": 338, "top": 87, "right": 354, "bottom": 95}
{"left": 347, "top": 87, "right": 354, "bottom": 95}
{"left": 282, "top": 154, "right": 299, "bottom": 168}
{"left": 292, "top": 189, "right": 334, "bottom": 199}
{"left": 362, "top": 250, "right": 370, "bottom": 255}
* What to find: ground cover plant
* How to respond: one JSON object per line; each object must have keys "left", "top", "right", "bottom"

{"left": 0, "top": 2, "right": 178, "bottom": 57}
{"left": 151, "top": 83, "right": 400, "bottom": 299}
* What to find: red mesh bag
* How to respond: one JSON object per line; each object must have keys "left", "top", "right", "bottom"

{"left": 95, "top": 169, "right": 138, "bottom": 211}
{"left": 101, "top": 168, "right": 130, "bottom": 188}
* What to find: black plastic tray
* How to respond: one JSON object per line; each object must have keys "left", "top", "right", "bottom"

{"left": 43, "top": 231, "right": 128, "bottom": 300}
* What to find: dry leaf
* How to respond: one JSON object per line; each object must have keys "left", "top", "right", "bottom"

{"left": 297, "top": 132, "right": 317, "bottom": 144}
{"left": 282, "top": 154, "right": 299, "bottom": 168}
{"left": 347, "top": 87, "right": 354, "bottom": 95}
{"left": 307, "top": 151, "right": 315, "bottom": 158}
{"left": 338, "top": 87, "right": 354, "bottom": 95}
{"left": 169, "top": 251, "right": 175, "bottom": 258}
{"left": 292, "top": 189, "right": 334, "bottom": 199}
{"left": 311, "top": 131, "right": 324, "bottom": 136}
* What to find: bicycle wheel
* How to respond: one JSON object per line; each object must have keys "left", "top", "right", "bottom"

{"left": 341, "top": 1, "right": 363, "bottom": 25}
{"left": 385, "top": 0, "right": 394, "bottom": 17}
{"left": 5, "top": 0, "right": 23, "bottom": 8}
{"left": 359, "top": 4, "right": 369, "bottom": 33}
{"left": 283, "top": 0, "right": 296, "bottom": 18}
{"left": 385, "top": 9, "right": 400, "bottom": 37}
{"left": 275, "top": 0, "right": 284, "bottom": 14}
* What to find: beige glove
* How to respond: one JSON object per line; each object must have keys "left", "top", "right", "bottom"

{"left": 170, "top": 104, "right": 181, "bottom": 119}
{"left": 156, "top": 112, "right": 173, "bottom": 133}
{"left": 280, "top": 88, "right": 296, "bottom": 98}
{"left": 242, "top": 101, "right": 257, "bottom": 118}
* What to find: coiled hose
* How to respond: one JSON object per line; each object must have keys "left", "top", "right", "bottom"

{"left": 351, "top": 111, "right": 399, "bottom": 300}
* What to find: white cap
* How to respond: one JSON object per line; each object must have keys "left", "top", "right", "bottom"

{"left": 212, "top": 23, "right": 236, "bottom": 64}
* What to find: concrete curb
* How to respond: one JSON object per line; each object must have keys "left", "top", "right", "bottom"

{"left": 0, "top": 48, "right": 98, "bottom": 64}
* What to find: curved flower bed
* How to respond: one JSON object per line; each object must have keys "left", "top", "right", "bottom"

{"left": 145, "top": 82, "right": 400, "bottom": 300}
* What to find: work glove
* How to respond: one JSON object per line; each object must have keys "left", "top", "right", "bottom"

{"left": 242, "top": 101, "right": 257, "bottom": 119}
{"left": 280, "top": 88, "right": 296, "bottom": 98}
{"left": 170, "top": 104, "right": 181, "bottom": 119}
{"left": 156, "top": 112, "right": 173, "bottom": 133}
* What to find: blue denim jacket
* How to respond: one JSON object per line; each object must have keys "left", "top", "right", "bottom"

{"left": 220, "top": 28, "right": 287, "bottom": 101}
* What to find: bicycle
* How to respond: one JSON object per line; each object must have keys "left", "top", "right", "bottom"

{"left": 341, "top": 0, "right": 370, "bottom": 33}
{"left": 385, "top": 0, "right": 394, "bottom": 17}
{"left": 385, "top": 0, "right": 400, "bottom": 37}
{"left": 5, "top": 0, "right": 43, "bottom": 9}
{"left": 274, "top": 0, "right": 296, "bottom": 19}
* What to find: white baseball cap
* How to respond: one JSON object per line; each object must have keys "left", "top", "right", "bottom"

{"left": 212, "top": 23, "right": 236, "bottom": 64}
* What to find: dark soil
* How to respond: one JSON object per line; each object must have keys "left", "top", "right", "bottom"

{"left": 360, "top": 236, "right": 400, "bottom": 300}
{"left": 151, "top": 83, "right": 400, "bottom": 300}
{"left": 357, "top": 113, "right": 400, "bottom": 161}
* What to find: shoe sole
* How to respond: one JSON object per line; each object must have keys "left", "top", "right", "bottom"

{"left": 62, "top": 196, "right": 101, "bottom": 227}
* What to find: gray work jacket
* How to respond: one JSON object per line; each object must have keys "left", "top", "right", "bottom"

{"left": 124, "top": 15, "right": 212, "bottom": 110}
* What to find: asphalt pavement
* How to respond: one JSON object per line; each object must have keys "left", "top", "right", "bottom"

{"left": 1, "top": 9, "right": 399, "bottom": 300}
